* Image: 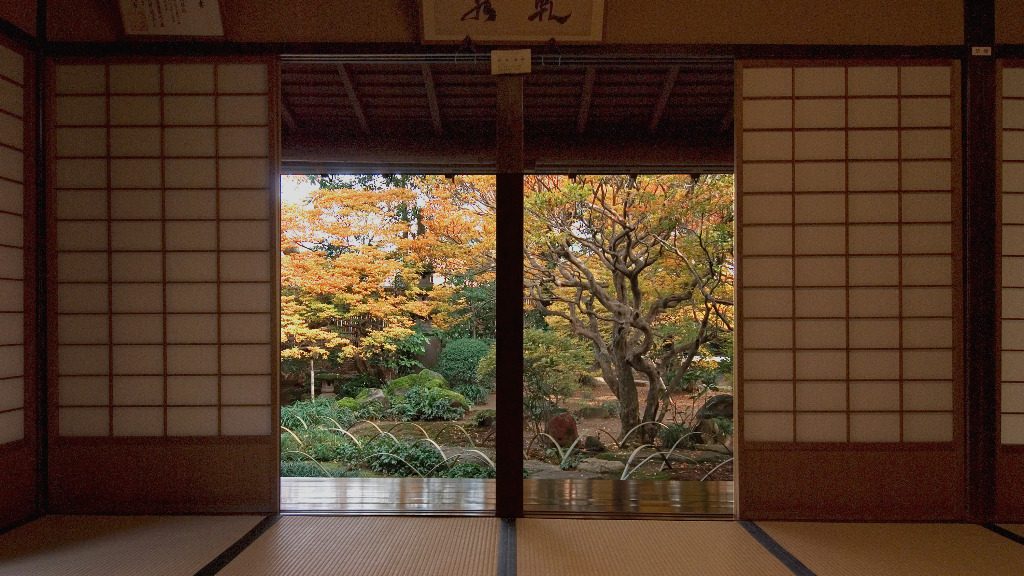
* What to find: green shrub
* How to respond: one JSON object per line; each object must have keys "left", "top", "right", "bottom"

{"left": 336, "top": 397, "right": 360, "bottom": 411}
{"left": 523, "top": 329, "right": 592, "bottom": 423}
{"left": 280, "top": 460, "right": 349, "bottom": 477}
{"left": 389, "top": 385, "right": 468, "bottom": 421}
{"left": 475, "top": 343, "right": 496, "bottom": 390}
{"left": 298, "top": 428, "right": 361, "bottom": 462}
{"left": 453, "top": 383, "right": 488, "bottom": 405}
{"left": 363, "top": 438, "right": 446, "bottom": 476}
{"left": 474, "top": 409, "right": 496, "bottom": 428}
{"left": 441, "top": 462, "right": 496, "bottom": 479}
{"left": 281, "top": 432, "right": 303, "bottom": 461}
{"left": 337, "top": 373, "right": 384, "bottom": 397}
{"left": 438, "top": 338, "right": 491, "bottom": 389}
{"left": 600, "top": 399, "right": 621, "bottom": 417}
{"left": 281, "top": 397, "right": 355, "bottom": 430}
{"left": 386, "top": 368, "right": 447, "bottom": 395}
{"left": 658, "top": 423, "right": 696, "bottom": 450}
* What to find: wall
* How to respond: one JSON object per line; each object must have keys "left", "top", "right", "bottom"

{"left": 45, "top": 0, "right": 963, "bottom": 46}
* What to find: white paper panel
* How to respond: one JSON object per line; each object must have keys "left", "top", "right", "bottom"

{"left": 740, "top": 63, "right": 958, "bottom": 445}
{"left": 54, "top": 61, "right": 275, "bottom": 438}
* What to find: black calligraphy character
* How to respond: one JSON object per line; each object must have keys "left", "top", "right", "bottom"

{"left": 528, "top": 0, "right": 571, "bottom": 24}
{"left": 461, "top": 0, "right": 497, "bottom": 21}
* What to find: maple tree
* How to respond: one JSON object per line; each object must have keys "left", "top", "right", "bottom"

{"left": 524, "top": 174, "right": 734, "bottom": 442}
{"left": 280, "top": 175, "right": 496, "bottom": 384}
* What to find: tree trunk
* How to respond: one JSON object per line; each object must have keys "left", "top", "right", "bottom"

{"left": 309, "top": 358, "right": 316, "bottom": 400}
{"left": 614, "top": 362, "right": 641, "bottom": 445}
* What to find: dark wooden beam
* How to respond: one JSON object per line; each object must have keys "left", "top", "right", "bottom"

{"left": 336, "top": 64, "right": 369, "bottom": 134}
{"left": 281, "top": 131, "right": 734, "bottom": 175}
{"left": 964, "top": 0, "right": 997, "bottom": 524}
{"left": 496, "top": 76, "right": 524, "bottom": 173}
{"left": 576, "top": 66, "right": 596, "bottom": 134}
{"left": 648, "top": 65, "right": 680, "bottom": 133}
{"left": 421, "top": 63, "right": 443, "bottom": 136}
{"left": 495, "top": 74, "right": 524, "bottom": 519}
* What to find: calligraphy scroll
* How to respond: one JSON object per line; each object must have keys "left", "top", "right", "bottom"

{"left": 421, "top": 0, "right": 604, "bottom": 43}
{"left": 118, "top": 0, "right": 224, "bottom": 37}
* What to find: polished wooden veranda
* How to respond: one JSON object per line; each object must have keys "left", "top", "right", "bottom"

{"left": 280, "top": 478, "right": 734, "bottom": 518}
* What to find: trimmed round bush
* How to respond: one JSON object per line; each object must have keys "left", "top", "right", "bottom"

{"left": 388, "top": 385, "right": 468, "bottom": 421}
{"left": 438, "top": 338, "right": 491, "bottom": 389}
{"left": 386, "top": 368, "right": 447, "bottom": 395}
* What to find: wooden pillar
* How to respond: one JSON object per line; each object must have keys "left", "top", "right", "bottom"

{"left": 964, "top": 0, "right": 997, "bottom": 523}
{"left": 495, "top": 75, "right": 524, "bottom": 518}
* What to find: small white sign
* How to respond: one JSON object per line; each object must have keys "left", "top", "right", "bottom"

{"left": 119, "top": 0, "right": 224, "bottom": 37}
{"left": 491, "top": 49, "right": 532, "bottom": 75}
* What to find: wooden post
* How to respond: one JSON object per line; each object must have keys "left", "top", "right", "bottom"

{"left": 495, "top": 75, "right": 525, "bottom": 518}
{"left": 964, "top": 0, "right": 997, "bottom": 523}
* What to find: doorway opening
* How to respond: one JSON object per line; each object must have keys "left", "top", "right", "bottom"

{"left": 277, "top": 54, "right": 735, "bottom": 516}
{"left": 279, "top": 174, "right": 498, "bottom": 514}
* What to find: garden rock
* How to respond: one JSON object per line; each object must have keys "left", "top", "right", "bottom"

{"left": 545, "top": 412, "right": 578, "bottom": 446}
{"left": 694, "top": 443, "right": 731, "bottom": 455}
{"left": 696, "top": 394, "right": 733, "bottom": 419}
{"left": 582, "top": 435, "right": 606, "bottom": 452}
{"left": 359, "top": 388, "right": 389, "bottom": 409}
{"left": 576, "top": 458, "right": 626, "bottom": 475}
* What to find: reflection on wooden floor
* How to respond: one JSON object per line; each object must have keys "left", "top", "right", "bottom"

{"left": 281, "top": 477, "right": 733, "bottom": 517}
{"left": 525, "top": 479, "right": 734, "bottom": 518}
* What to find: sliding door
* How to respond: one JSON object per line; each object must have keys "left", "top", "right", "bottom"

{"left": 998, "top": 61, "right": 1024, "bottom": 521}
{"left": 48, "top": 58, "right": 280, "bottom": 513}
{"left": 0, "top": 36, "right": 36, "bottom": 529}
{"left": 735, "top": 61, "right": 963, "bottom": 520}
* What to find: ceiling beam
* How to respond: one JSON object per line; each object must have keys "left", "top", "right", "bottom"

{"left": 421, "top": 63, "right": 443, "bottom": 136}
{"left": 648, "top": 65, "right": 680, "bottom": 133}
{"left": 576, "top": 66, "right": 597, "bottom": 134}
{"left": 282, "top": 131, "right": 734, "bottom": 175}
{"left": 336, "top": 64, "right": 370, "bottom": 134}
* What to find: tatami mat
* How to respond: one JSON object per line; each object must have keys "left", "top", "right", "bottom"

{"left": 517, "top": 519, "right": 791, "bottom": 576}
{"left": 1001, "top": 524, "right": 1024, "bottom": 539}
{"left": 760, "top": 522, "right": 1024, "bottom": 576}
{"left": 219, "top": 516, "right": 500, "bottom": 576}
{"left": 0, "top": 515, "right": 262, "bottom": 576}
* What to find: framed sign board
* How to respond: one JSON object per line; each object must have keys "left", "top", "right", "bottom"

{"left": 118, "top": 0, "right": 225, "bottom": 37}
{"left": 421, "top": 0, "right": 604, "bottom": 44}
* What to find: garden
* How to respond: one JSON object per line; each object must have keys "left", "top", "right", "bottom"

{"left": 279, "top": 174, "right": 735, "bottom": 482}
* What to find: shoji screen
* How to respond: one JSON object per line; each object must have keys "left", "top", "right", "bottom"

{"left": 736, "top": 61, "right": 963, "bottom": 520}
{"left": 48, "top": 58, "right": 279, "bottom": 513}
{"left": 0, "top": 38, "right": 35, "bottom": 530}
{"left": 999, "top": 62, "right": 1024, "bottom": 521}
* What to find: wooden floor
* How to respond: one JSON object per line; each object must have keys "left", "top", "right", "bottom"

{"left": 281, "top": 477, "right": 734, "bottom": 517}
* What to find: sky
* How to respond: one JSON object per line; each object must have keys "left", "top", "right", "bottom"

{"left": 281, "top": 175, "right": 318, "bottom": 206}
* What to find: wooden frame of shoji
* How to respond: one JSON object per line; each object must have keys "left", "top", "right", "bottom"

{"left": 0, "top": 33, "right": 36, "bottom": 530}
{"left": 46, "top": 57, "right": 280, "bottom": 514}
{"left": 735, "top": 60, "right": 965, "bottom": 520}
{"left": 997, "top": 60, "right": 1024, "bottom": 520}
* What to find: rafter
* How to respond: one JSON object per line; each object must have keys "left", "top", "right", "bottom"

{"left": 421, "top": 63, "right": 443, "bottom": 136}
{"left": 576, "top": 66, "right": 597, "bottom": 134}
{"left": 648, "top": 65, "right": 680, "bottom": 133}
{"left": 336, "top": 64, "right": 369, "bottom": 134}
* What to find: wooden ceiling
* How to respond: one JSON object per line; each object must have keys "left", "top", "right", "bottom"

{"left": 280, "top": 56, "right": 734, "bottom": 174}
